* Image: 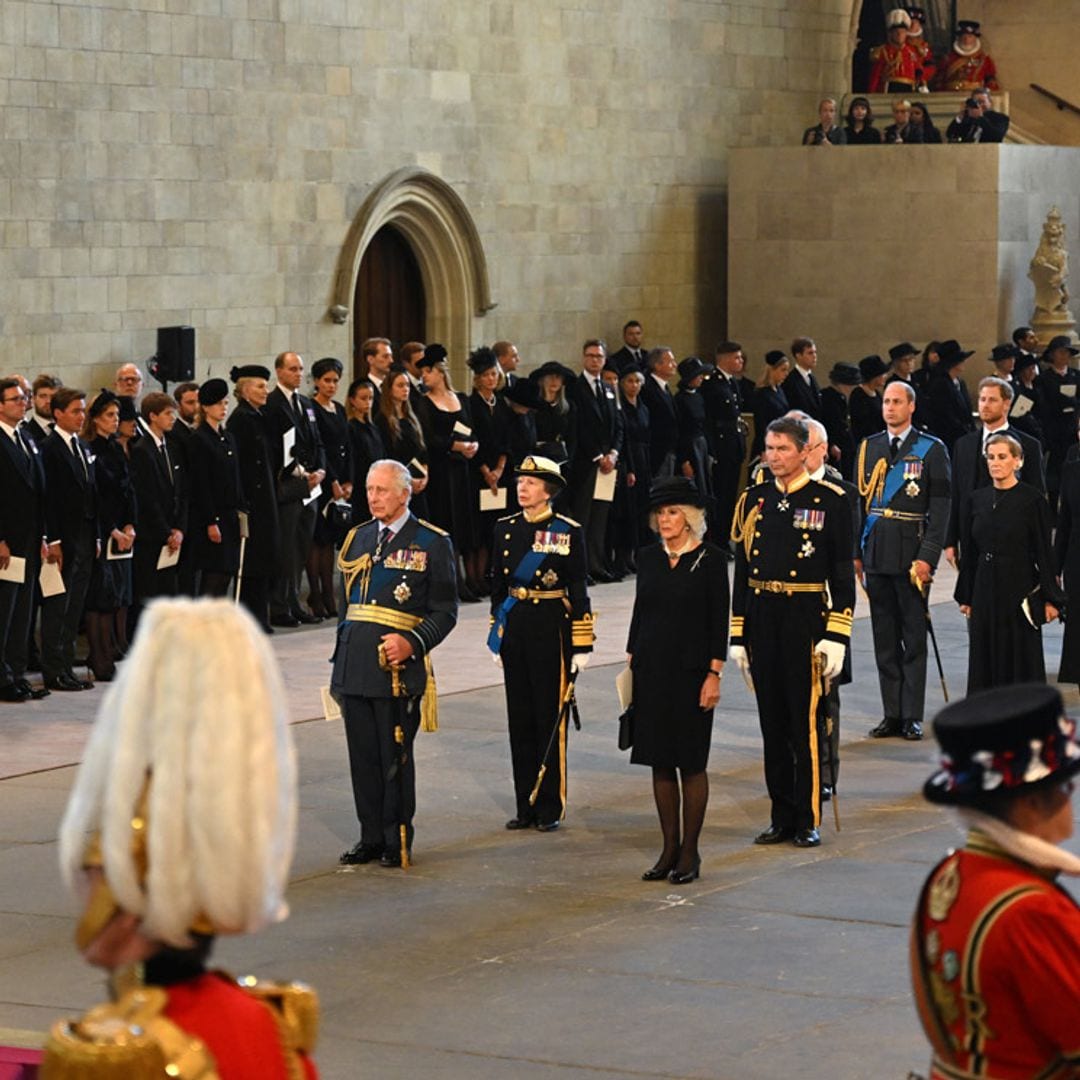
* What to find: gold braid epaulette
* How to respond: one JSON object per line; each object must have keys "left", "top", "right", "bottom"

{"left": 729, "top": 489, "right": 760, "bottom": 561}
{"left": 40, "top": 986, "right": 218, "bottom": 1079}
{"left": 856, "top": 439, "right": 888, "bottom": 514}
{"left": 337, "top": 525, "right": 373, "bottom": 599}
{"left": 237, "top": 976, "right": 320, "bottom": 1058}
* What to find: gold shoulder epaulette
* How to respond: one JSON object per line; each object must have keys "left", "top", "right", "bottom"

{"left": 237, "top": 976, "right": 320, "bottom": 1055}
{"left": 556, "top": 513, "right": 582, "bottom": 527}
{"left": 870, "top": 44, "right": 884, "bottom": 60}
{"left": 816, "top": 479, "right": 846, "bottom": 498}
{"left": 496, "top": 512, "right": 520, "bottom": 523}
{"left": 417, "top": 518, "right": 450, "bottom": 537}
{"left": 40, "top": 986, "right": 217, "bottom": 1080}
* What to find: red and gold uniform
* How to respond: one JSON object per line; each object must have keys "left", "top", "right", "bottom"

{"left": 934, "top": 48, "right": 1000, "bottom": 92}
{"left": 912, "top": 832, "right": 1080, "bottom": 1080}
{"left": 908, "top": 35, "right": 936, "bottom": 87}
{"left": 868, "top": 41, "right": 922, "bottom": 93}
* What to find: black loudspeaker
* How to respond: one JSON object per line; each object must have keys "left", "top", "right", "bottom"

{"left": 154, "top": 326, "right": 196, "bottom": 382}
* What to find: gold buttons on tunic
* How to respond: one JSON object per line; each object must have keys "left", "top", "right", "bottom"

{"left": 752, "top": 549, "right": 759, "bottom": 556}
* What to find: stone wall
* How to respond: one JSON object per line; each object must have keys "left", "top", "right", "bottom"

{"left": 0, "top": 1, "right": 854, "bottom": 390}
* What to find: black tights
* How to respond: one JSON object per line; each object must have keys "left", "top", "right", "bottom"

{"left": 306, "top": 542, "right": 337, "bottom": 616}
{"left": 651, "top": 767, "right": 709, "bottom": 875}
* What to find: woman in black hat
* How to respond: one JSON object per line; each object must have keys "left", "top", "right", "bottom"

{"left": 750, "top": 351, "right": 791, "bottom": 458}
{"left": 954, "top": 432, "right": 1063, "bottom": 693}
{"left": 80, "top": 390, "right": 136, "bottom": 680}
{"left": 375, "top": 366, "right": 430, "bottom": 519}
{"left": 502, "top": 378, "right": 543, "bottom": 507}
{"left": 626, "top": 477, "right": 728, "bottom": 884}
{"left": 912, "top": 685, "right": 1080, "bottom": 1080}
{"left": 188, "top": 378, "right": 244, "bottom": 599}
{"left": 531, "top": 360, "right": 578, "bottom": 465}
{"left": 674, "top": 357, "right": 713, "bottom": 504}
{"left": 415, "top": 345, "right": 480, "bottom": 601}
{"left": 227, "top": 365, "right": 282, "bottom": 632}
{"left": 344, "top": 377, "right": 384, "bottom": 526}
{"left": 611, "top": 367, "right": 651, "bottom": 573}
{"left": 306, "top": 357, "right": 352, "bottom": 617}
{"left": 1009, "top": 349, "right": 1045, "bottom": 448}
{"left": 924, "top": 340, "right": 975, "bottom": 451}
{"left": 467, "top": 347, "right": 510, "bottom": 596}
{"left": 1036, "top": 335, "right": 1080, "bottom": 510}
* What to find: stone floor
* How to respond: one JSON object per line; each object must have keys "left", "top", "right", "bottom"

{"left": 1, "top": 564, "right": 1078, "bottom": 1079}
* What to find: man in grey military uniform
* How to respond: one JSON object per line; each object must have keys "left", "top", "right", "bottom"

{"left": 855, "top": 382, "right": 950, "bottom": 741}
{"left": 332, "top": 459, "right": 458, "bottom": 867}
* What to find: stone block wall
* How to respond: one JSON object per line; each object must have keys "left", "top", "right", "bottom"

{"left": 0, "top": 1, "right": 854, "bottom": 391}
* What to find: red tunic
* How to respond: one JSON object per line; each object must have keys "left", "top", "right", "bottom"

{"left": 911, "top": 833, "right": 1080, "bottom": 1079}
{"left": 908, "top": 36, "right": 936, "bottom": 87}
{"left": 934, "top": 49, "right": 1000, "bottom": 91}
{"left": 868, "top": 42, "right": 921, "bottom": 93}
{"left": 165, "top": 973, "right": 319, "bottom": 1079}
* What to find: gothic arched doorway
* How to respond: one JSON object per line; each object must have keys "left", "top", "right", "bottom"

{"left": 354, "top": 225, "right": 427, "bottom": 360}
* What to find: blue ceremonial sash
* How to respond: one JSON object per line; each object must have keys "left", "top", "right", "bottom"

{"left": 487, "top": 517, "right": 570, "bottom": 654}
{"left": 860, "top": 434, "right": 935, "bottom": 548}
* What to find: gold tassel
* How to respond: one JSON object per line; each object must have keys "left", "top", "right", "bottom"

{"left": 856, "top": 440, "right": 888, "bottom": 514}
{"left": 420, "top": 656, "right": 438, "bottom": 732}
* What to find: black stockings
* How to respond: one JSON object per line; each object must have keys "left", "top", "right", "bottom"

{"left": 651, "top": 767, "right": 709, "bottom": 874}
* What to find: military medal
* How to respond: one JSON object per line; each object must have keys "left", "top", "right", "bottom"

{"left": 776, "top": 498, "right": 790, "bottom": 512}
{"left": 941, "top": 950, "right": 959, "bottom": 982}
{"left": 799, "top": 539, "right": 815, "bottom": 558}
{"left": 541, "top": 569, "right": 559, "bottom": 587}
{"left": 533, "top": 529, "right": 571, "bottom": 555}
{"left": 928, "top": 858, "right": 960, "bottom": 921}
{"left": 792, "top": 508, "right": 825, "bottom": 531}
{"left": 905, "top": 480, "right": 920, "bottom": 497}
{"left": 902, "top": 460, "right": 923, "bottom": 498}
{"left": 393, "top": 581, "right": 411, "bottom": 604}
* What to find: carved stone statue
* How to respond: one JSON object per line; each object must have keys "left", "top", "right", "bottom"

{"left": 1029, "top": 206, "right": 1076, "bottom": 341}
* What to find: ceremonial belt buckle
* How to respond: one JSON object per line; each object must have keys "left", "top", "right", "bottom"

{"left": 747, "top": 578, "right": 826, "bottom": 596}
{"left": 870, "top": 508, "right": 924, "bottom": 521}
{"left": 345, "top": 603, "right": 423, "bottom": 632}
{"left": 509, "top": 587, "right": 569, "bottom": 601}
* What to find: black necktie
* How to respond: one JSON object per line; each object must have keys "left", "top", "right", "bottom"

{"left": 595, "top": 378, "right": 604, "bottom": 402}
{"left": 292, "top": 392, "right": 303, "bottom": 422}
{"left": 375, "top": 526, "right": 391, "bottom": 560}
{"left": 12, "top": 429, "right": 29, "bottom": 462}
{"left": 160, "top": 441, "right": 173, "bottom": 484}
{"left": 70, "top": 437, "right": 87, "bottom": 479}
{"left": 889, "top": 436, "right": 901, "bottom": 463}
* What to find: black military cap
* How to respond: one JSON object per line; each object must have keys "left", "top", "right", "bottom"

{"left": 229, "top": 364, "right": 271, "bottom": 382}
{"left": 924, "top": 685, "right": 1080, "bottom": 805}
{"left": 198, "top": 378, "right": 229, "bottom": 406}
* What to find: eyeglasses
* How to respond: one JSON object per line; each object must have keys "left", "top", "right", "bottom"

{"left": 2, "top": 393, "right": 27, "bottom": 403}
{"left": 584, "top": 352, "right": 605, "bottom": 360}
{"left": 117, "top": 375, "right": 141, "bottom": 383}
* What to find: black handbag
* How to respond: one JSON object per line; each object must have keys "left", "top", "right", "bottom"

{"left": 617, "top": 703, "right": 634, "bottom": 751}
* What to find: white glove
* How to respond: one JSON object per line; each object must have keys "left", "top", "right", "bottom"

{"left": 571, "top": 653, "right": 590, "bottom": 674}
{"left": 815, "top": 639, "right": 846, "bottom": 681}
{"left": 491, "top": 650, "right": 502, "bottom": 667}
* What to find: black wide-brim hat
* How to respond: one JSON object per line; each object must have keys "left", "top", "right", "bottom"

{"left": 829, "top": 362, "right": 862, "bottom": 386}
{"left": 989, "top": 343, "right": 1019, "bottom": 364}
{"left": 858, "top": 354, "right": 889, "bottom": 381}
{"left": 529, "top": 361, "right": 577, "bottom": 383}
{"left": 648, "top": 476, "right": 707, "bottom": 512}
{"left": 677, "top": 356, "right": 711, "bottom": 387}
{"left": 1044, "top": 335, "right": 1080, "bottom": 359}
{"left": 936, "top": 339, "right": 974, "bottom": 370}
{"left": 230, "top": 364, "right": 271, "bottom": 382}
{"left": 888, "top": 342, "right": 918, "bottom": 363}
{"left": 505, "top": 378, "right": 542, "bottom": 410}
{"left": 1014, "top": 350, "right": 1040, "bottom": 374}
{"left": 514, "top": 454, "right": 566, "bottom": 490}
{"left": 924, "top": 684, "right": 1080, "bottom": 806}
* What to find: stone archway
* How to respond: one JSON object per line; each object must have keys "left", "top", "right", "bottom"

{"left": 331, "top": 167, "right": 494, "bottom": 378}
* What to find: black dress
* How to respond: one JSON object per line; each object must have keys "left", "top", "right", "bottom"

{"left": 225, "top": 401, "right": 281, "bottom": 578}
{"left": 844, "top": 124, "right": 883, "bottom": 144}
{"left": 614, "top": 396, "right": 652, "bottom": 551}
{"left": 187, "top": 422, "right": 243, "bottom": 577}
{"left": 626, "top": 542, "right": 729, "bottom": 772}
{"left": 347, "top": 417, "right": 384, "bottom": 524}
{"left": 85, "top": 436, "right": 135, "bottom": 612}
{"left": 534, "top": 396, "right": 576, "bottom": 465}
{"left": 955, "top": 482, "right": 1063, "bottom": 693}
{"left": 376, "top": 411, "right": 430, "bottom": 520}
{"left": 1056, "top": 462, "right": 1080, "bottom": 683}
{"left": 675, "top": 388, "right": 712, "bottom": 502}
{"left": 418, "top": 395, "right": 477, "bottom": 552}
{"left": 849, "top": 386, "right": 885, "bottom": 444}
{"left": 469, "top": 389, "right": 511, "bottom": 546}
{"left": 312, "top": 399, "right": 350, "bottom": 545}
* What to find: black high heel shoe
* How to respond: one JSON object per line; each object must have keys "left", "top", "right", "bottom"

{"left": 642, "top": 852, "right": 680, "bottom": 881}
{"left": 668, "top": 857, "right": 701, "bottom": 885}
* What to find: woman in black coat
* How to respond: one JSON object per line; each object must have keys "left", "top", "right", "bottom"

{"left": 924, "top": 344, "right": 975, "bottom": 451}
{"left": 81, "top": 391, "right": 136, "bottom": 681}
{"left": 1056, "top": 459, "right": 1080, "bottom": 685}
{"left": 674, "top": 358, "right": 713, "bottom": 503}
{"left": 626, "top": 478, "right": 728, "bottom": 885}
{"left": 226, "top": 365, "right": 281, "bottom": 632}
{"left": 467, "top": 347, "right": 510, "bottom": 596}
{"left": 613, "top": 367, "right": 651, "bottom": 572}
{"left": 345, "top": 377, "right": 384, "bottom": 525}
{"left": 188, "top": 379, "right": 243, "bottom": 598}
{"left": 750, "top": 351, "right": 791, "bottom": 458}
{"left": 955, "top": 433, "right": 1063, "bottom": 693}
{"left": 375, "top": 367, "right": 430, "bottom": 520}
{"left": 306, "top": 357, "right": 351, "bottom": 617}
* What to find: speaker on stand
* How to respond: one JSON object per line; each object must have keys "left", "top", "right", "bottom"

{"left": 149, "top": 326, "right": 196, "bottom": 391}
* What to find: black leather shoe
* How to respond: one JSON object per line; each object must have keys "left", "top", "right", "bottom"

{"left": 270, "top": 614, "right": 300, "bottom": 628}
{"left": 293, "top": 611, "right": 322, "bottom": 625}
{"left": 15, "top": 679, "right": 49, "bottom": 700}
{"left": 590, "top": 570, "right": 614, "bottom": 584}
{"left": 379, "top": 850, "right": 403, "bottom": 868}
{"left": 753, "top": 824, "right": 794, "bottom": 845}
{"left": 868, "top": 718, "right": 901, "bottom": 738}
{"left": 340, "top": 842, "right": 384, "bottom": 865}
{"left": 902, "top": 720, "right": 924, "bottom": 741}
{"left": 642, "top": 854, "right": 679, "bottom": 881}
{"left": 0, "top": 683, "right": 29, "bottom": 703}
{"left": 68, "top": 672, "right": 93, "bottom": 689}
{"left": 45, "top": 674, "right": 87, "bottom": 692}
{"left": 821, "top": 784, "right": 833, "bottom": 802}
{"left": 669, "top": 858, "right": 700, "bottom": 885}
{"left": 793, "top": 827, "right": 821, "bottom": 848}
{"left": 535, "top": 820, "right": 560, "bottom": 833}
{"left": 505, "top": 816, "right": 535, "bottom": 830}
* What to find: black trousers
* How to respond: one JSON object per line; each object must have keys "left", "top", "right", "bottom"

{"left": 41, "top": 523, "right": 95, "bottom": 681}
{"left": 0, "top": 543, "right": 39, "bottom": 687}
{"left": 712, "top": 455, "right": 742, "bottom": 544}
{"left": 746, "top": 593, "right": 823, "bottom": 832}
{"left": 866, "top": 572, "right": 927, "bottom": 723}
{"left": 568, "top": 466, "right": 612, "bottom": 575}
{"left": 500, "top": 603, "right": 570, "bottom": 823}
{"left": 342, "top": 694, "right": 420, "bottom": 853}
{"left": 271, "top": 499, "right": 317, "bottom": 617}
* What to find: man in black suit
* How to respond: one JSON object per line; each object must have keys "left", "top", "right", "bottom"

{"left": 22, "top": 374, "right": 60, "bottom": 447}
{"left": 782, "top": 337, "right": 824, "bottom": 421}
{"left": 130, "top": 392, "right": 189, "bottom": 606}
{"left": 170, "top": 381, "right": 200, "bottom": 595}
{"left": 608, "top": 320, "right": 647, "bottom": 375}
{"left": 703, "top": 340, "right": 747, "bottom": 545}
{"left": 494, "top": 340, "right": 521, "bottom": 391}
{"left": 39, "top": 388, "right": 98, "bottom": 691}
{"left": 943, "top": 376, "right": 1045, "bottom": 565}
{"left": 0, "top": 378, "right": 49, "bottom": 702}
{"left": 359, "top": 337, "right": 393, "bottom": 405}
{"left": 640, "top": 346, "right": 678, "bottom": 479}
{"left": 400, "top": 340, "right": 428, "bottom": 413}
{"left": 566, "top": 339, "right": 623, "bottom": 581}
{"left": 267, "top": 351, "right": 326, "bottom": 626}
{"left": 1012, "top": 326, "right": 1040, "bottom": 372}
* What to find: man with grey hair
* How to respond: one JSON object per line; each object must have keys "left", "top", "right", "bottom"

{"left": 640, "top": 346, "right": 679, "bottom": 478}
{"left": 332, "top": 459, "right": 458, "bottom": 868}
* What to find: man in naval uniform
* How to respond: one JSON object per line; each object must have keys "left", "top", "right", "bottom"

{"left": 332, "top": 458, "right": 458, "bottom": 867}
{"left": 489, "top": 455, "right": 594, "bottom": 832}
{"left": 857, "top": 381, "right": 950, "bottom": 742}
{"left": 728, "top": 416, "right": 855, "bottom": 848}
